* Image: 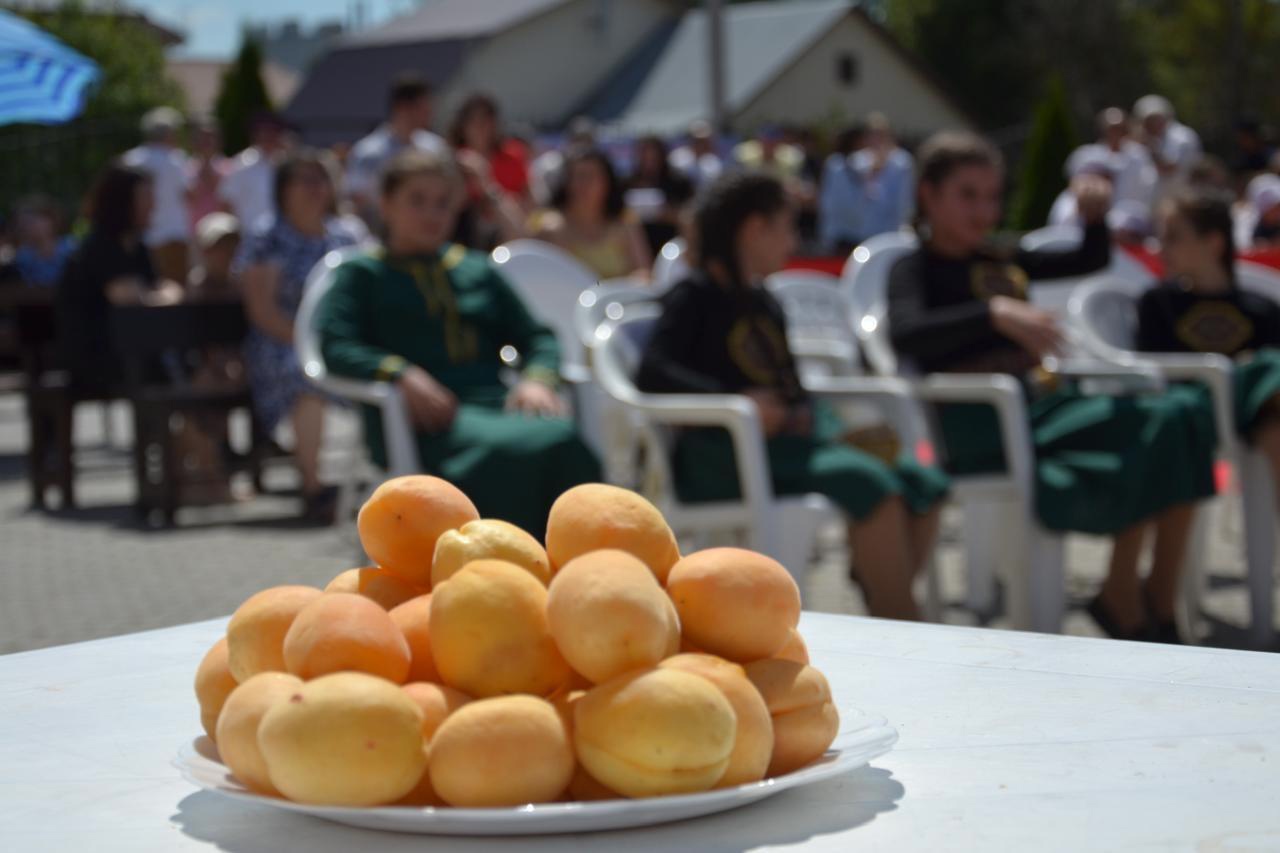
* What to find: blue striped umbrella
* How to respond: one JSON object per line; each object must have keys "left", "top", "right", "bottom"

{"left": 0, "top": 9, "right": 99, "bottom": 125}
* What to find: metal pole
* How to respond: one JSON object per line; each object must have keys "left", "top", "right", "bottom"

{"left": 707, "top": 0, "right": 726, "bottom": 133}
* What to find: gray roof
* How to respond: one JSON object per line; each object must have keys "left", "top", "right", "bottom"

{"left": 580, "top": 0, "right": 850, "bottom": 135}
{"left": 282, "top": 39, "right": 471, "bottom": 146}
{"left": 341, "top": 0, "right": 569, "bottom": 48}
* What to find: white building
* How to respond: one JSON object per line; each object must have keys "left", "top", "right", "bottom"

{"left": 284, "top": 0, "right": 976, "bottom": 143}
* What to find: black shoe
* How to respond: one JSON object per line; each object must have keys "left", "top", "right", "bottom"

{"left": 1086, "top": 594, "right": 1149, "bottom": 642}
{"left": 301, "top": 485, "right": 339, "bottom": 525}
{"left": 1142, "top": 586, "right": 1184, "bottom": 645}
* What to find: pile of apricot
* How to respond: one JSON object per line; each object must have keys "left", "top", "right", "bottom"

{"left": 194, "top": 477, "right": 838, "bottom": 807}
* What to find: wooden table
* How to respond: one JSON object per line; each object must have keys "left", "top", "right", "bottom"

{"left": 3, "top": 612, "right": 1280, "bottom": 851}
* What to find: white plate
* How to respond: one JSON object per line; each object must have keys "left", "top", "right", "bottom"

{"left": 175, "top": 708, "right": 896, "bottom": 835}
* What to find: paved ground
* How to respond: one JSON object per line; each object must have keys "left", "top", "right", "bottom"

{"left": 0, "top": 391, "right": 1274, "bottom": 655}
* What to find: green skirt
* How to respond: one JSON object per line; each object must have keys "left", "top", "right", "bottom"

{"left": 673, "top": 403, "right": 950, "bottom": 521}
{"left": 363, "top": 402, "right": 601, "bottom": 540}
{"left": 1234, "top": 348, "right": 1280, "bottom": 436}
{"left": 936, "top": 384, "right": 1217, "bottom": 535}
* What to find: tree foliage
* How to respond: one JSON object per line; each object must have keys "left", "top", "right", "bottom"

{"left": 214, "top": 37, "right": 273, "bottom": 156}
{"left": 1007, "top": 76, "right": 1077, "bottom": 230}
{"left": 0, "top": 1, "right": 182, "bottom": 214}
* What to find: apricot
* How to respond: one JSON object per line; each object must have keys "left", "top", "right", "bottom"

{"left": 546, "top": 550, "right": 673, "bottom": 684}
{"left": 258, "top": 672, "right": 426, "bottom": 806}
{"left": 282, "top": 593, "right": 411, "bottom": 683}
{"left": 428, "top": 696, "right": 575, "bottom": 807}
{"left": 744, "top": 659, "right": 839, "bottom": 776}
{"left": 225, "top": 585, "right": 323, "bottom": 681}
{"left": 433, "top": 519, "right": 551, "bottom": 587}
{"left": 194, "top": 636, "right": 238, "bottom": 742}
{"left": 545, "top": 484, "right": 680, "bottom": 582}
{"left": 324, "top": 566, "right": 425, "bottom": 610}
{"left": 574, "top": 668, "right": 736, "bottom": 798}
{"left": 357, "top": 475, "right": 479, "bottom": 587}
{"left": 215, "top": 672, "right": 303, "bottom": 795}
{"left": 429, "top": 560, "right": 570, "bottom": 698}
{"left": 659, "top": 654, "right": 773, "bottom": 787}
{"left": 401, "top": 682, "right": 471, "bottom": 741}
{"left": 773, "top": 628, "right": 810, "bottom": 664}
{"left": 667, "top": 548, "right": 801, "bottom": 662}
{"left": 388, "top": 594, "right": 438, "bottom": 683}
{"left": 395, "top": 681, "right": 471, "bottom": 806}
{"left": 567, "top": 765, "right": 621, "bottom": 802}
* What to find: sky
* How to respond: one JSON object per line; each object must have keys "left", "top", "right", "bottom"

{"left": 130, "top": 0, "right": 408, "bottom": 58}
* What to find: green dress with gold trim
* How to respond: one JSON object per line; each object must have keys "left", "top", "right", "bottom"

{"left": 635, "top": 272, "right": 950, "bottom": 520}
{"left": 1136, "top": 280, "right": 1280, "bottom": 437}
{"left": 887, "top": 227, "right": 1217, "bottom": 535}
{"left": 315, "top": 245, "right": 601, "bottom": 538}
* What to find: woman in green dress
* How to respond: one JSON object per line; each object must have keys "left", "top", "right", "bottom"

{"left": 637, "top": 172, "right": 950, "bottom": 621}
{"left": 887, "top": 131, "right": 1217, "bottom": 642}
{"left": 315, "top": 150, "right": 601, "bottom": 538}
{"left": 1137, "top": 188, "right": 1280, "bottom": 510}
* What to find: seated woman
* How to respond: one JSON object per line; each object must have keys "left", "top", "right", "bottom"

{"left": 533, "top": 147, "right": 651, "bottom": 282}
{"left": 626, "top": 135, "right": 694, "bottom": 257}
{"left": 888, "top": 131, "right": 1217, "bottom": 643}
{"left": 56, "top": 162, "right": 183, "bottom": 394}
{"left": 636, "top": 172, "right": 949, "bottom": 621}
{"left": 237, "top": 149, "right": 364, "bottom": 522}
{"left": 316, "top": 150, "right": 600, "bottom": 539}
{"left": 1137, "top": 188, "right": 1280, "bottom": 510}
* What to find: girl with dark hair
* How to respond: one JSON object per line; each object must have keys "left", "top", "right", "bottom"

{"left": 315, "top": 150, "right": 600, "bottom": 537}
{"left": 534, "top": 147, "right": 650, "bottom": 281}
{"left": 447, "top": 93, "right": 529, "bottom": 250}
{"left": 55, "top": 162, "right": 183, "bottom": 391}
{"left": 1137, "top": 188, "right": 1280, "bottom": 513}
{"left": 637, "top": 172, "right": 949, "bottom": 620}
{"left": 626, "top": 135, "right": 694, "bottom": 256}
{"left": 236, "top": 148, "right": 363, "bottom": 521}
{"left": 888, "top": 131, "right": 1217, "bottom": 642}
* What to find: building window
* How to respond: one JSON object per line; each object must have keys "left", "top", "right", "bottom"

{"left": 836, "top": 53, "right": 857, "bottom": 87}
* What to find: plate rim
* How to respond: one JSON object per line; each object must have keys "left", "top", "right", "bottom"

{"left": 174, "top": 706, "right": 897, "bottom": 824}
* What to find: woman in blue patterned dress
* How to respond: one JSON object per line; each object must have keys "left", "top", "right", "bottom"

{"left": 238, "top": 149, "right": 364, "bottom": 520}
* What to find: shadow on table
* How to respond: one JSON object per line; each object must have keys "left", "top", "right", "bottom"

{"left": 170, "top": 765, "right": 904, "bottom": 853}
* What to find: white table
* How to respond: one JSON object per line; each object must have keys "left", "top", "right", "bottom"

{"left": 4, "top": 612, "right": 1280, "bottom": 852}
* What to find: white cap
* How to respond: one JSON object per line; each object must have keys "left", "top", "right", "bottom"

{"left": 1065, "top": 145, "right": 1116, "bottom": 179}
{"left": 1253, "top": 180, "right": 1280, "bottom": 215}
{"left": 1133, "top": 95, "right": 1174, "bottom": 122}
{"left": 1246, "top": 173, "right": 1280, "bottom": 207}
{"left": 196, "top": 212, "right": 241, "bottom": 249}
{"left": 141, "top": 106, "right": 183, "bottom": 138}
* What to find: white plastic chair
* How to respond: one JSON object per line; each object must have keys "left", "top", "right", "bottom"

{"left": 1069, "top": 271, "right": 1279, "bottom": 646}
{"left": 852, "top": 235, "right": 1192, "bottom": 633}
{"left": 490, "top": 240, "right": 598, "bottom": 383}
{"left": 652, "top": 238, "right": 690, "bottom": 291}
{"left": 839, "top": 230, "right": 917, "bottom": 320}
{"left": 1019, "top": 225, "right": 1154, "bottom": 318}
{"left": 294, "top": 246, "right": 421, "bottom": 526}
{"left": 589, "top": 301, "right": 942, "bottom": 614}
{"left": 763, "top": 269, "right": 854, "bottom": 380}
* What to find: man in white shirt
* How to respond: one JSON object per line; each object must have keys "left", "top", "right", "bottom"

{"left": 219, "top": 112, "right": 287, "bottom": 235}
{"left": 345, "top": 73, "right": 449, "bottom": 225}
{"left": 122, "top": 106, "right": 191, "bottom": 282}
{"left": 669, "top": 120, "right": 724, "bottom": 190}
{"left": 1064, "top": 108, "right": 1157, "bottom": 216}
{"left": 1133, "top": 95, "right": 1202, "bottom": 194}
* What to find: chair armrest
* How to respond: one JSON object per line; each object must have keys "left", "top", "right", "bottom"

{"left": 310, "top": 375, "right": 420, "bottom": 475}
{"left": 911, "top": 373, "right": 1036, "bottom": 498}
{"left": 803, "top": 374, "right": 921, "bottom": 451}
{"left": 311, "top": 375, "right": 397, "bottom": 406}
{"left": 622, "top": 391, "right": 775, "bottom": 530}
{"left": 1045, "top": 357, "right": 1166, "bottom": 394}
